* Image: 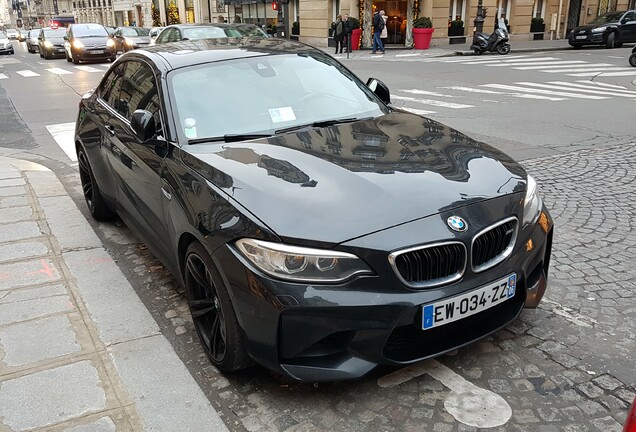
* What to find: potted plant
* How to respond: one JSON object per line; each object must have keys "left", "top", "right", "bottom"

{"left": 412, "top": 17, "right": 434, "bottom": 50}
{"left": 349, "top": 17, "right": 361, "bottom": 51}
{"left": 530, "top": 17, "right": 545, "bottom": 40}
{"left": 291, "top": 21, "right": 299, "bottom": 40}
{"left": 448, "top": 17, "right": 465, "bottom": 44}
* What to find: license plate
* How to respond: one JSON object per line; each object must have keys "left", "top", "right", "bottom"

{"left": 576, "top": 35, "right": 587, "bottom": 39}
{"left": 91, "top": 50, "right": 104, "bottom": 54}
{"left": 422, "top": 274, "right": 516, "bottom": 330}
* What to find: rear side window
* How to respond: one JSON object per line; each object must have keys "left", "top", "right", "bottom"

{"left": 99, "top": 64, "right": 126, "bottom": 114}
{"left": 624, "top": 12, "right": 636, "bottom": 22}
{"left": 118, "top": 61, "right": 161, "bottom": 126}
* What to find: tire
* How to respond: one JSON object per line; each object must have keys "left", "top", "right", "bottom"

{"left": 184, "top": 241, "right": 251, "bottom": 372}
{"left": 606, "top": 32, "right": 616, "bottom": 49}
{"left": 72, "top": 56, "right": 80, "bottom": 65}
{"left": 615, "top": 42, "right": 623, "bottom": 48}
{"left": 77, "top": 146, "right": 115, "bottom": 221}
{"left": 497, "top": 43, "right": 511, "bottom": 55}
{"left": 630, "top": 53, "right": 636, "bottom": 68}
{"left": 474, "top": 48, "right": 482, "bottom": 55}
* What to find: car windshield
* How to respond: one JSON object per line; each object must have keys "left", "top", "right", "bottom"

{"left": 169, "top": 53, "right": 388, "bottom": 141}
{"left": 44, "top": 28, "right": 67, "bottom": 37}
{"left": 29, "top": 30, "right": 40, "bottom": 37}
{"left": 122, "top": 27, "right": 150, "bottom": 36}
{"left": 73, "top": 25, "right": 108, "bottom": 37}
{"left": 591, "top": 12, "right": 624, "bottom": 24}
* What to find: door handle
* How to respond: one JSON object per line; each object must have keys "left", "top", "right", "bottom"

{"left": 105, "top": 124, "right": 116, "bottom": 135}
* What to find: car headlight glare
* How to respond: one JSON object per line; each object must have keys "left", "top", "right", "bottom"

{"left": 235, "top": 239, "right": 373, "bottom": 282}
{"left": 107, "top": 38, "right": 116, "bottom": 47}
{"left": 523, "top": 175, "right": 542, "bottom": 225}
{"left": 72, "top": 40, "right": 84, "bottom": 49}
{"left": 124, "top": 38, "right": 133, "bottom": 46}
{"left": 43, "top": 40, "right": 54, "bottom": 48}
{"left": 592, "top": 26, "right": 607, "bottom": 33}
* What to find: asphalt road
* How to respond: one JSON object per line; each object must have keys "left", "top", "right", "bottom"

{"left": 1, "top": 40, "right": 635, "bottom": 431}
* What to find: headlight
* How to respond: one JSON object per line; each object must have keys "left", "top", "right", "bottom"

{"left": 523, "top": 175, "right": 542, "bottom": 225}
{"left": 235, "top": 239, "right": 374, "bottom": 282}
{"left": 591, "top": 26, "right": 607, "bottom": 33}
{"left": 107, "top": 38, "right": 116, "bottom": 47}
{"left": 124, "top": 38, "right": 133, "bottom": 46}
{"left": 72, "top": 40, "right": 84, "bottom": 49}
{"left": 43, "top": 40, "right": 53, "bottom": 48}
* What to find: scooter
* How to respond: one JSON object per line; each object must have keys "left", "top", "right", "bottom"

{"left": 630, "top": 46, "right": 636, "bottom": 68}
{"left": 471, "top": 27, "right": 511, "bottom": 55}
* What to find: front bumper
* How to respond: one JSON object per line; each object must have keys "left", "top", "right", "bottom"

{"left": 73, "top": 47, "right": 116, "bottom": 60}
{"left": 213, "top": 202, "right": 553, "bottom": 382}
{"left": 0, "top": 44, "right": 13, "bottom": 53}
{"left": 568, "top": 31, "right": 605, "bottom": 45}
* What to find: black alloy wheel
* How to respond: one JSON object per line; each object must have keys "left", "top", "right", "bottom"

{"left": 497, "top": 43, "right": 511, "bottom": 55}
{"left": 630, "top": 53, "right": 636, "bottom": 67}
{"left": 77, "top": 146, "right": 115, "bottom": 221}
{"left": 606, "top": 32, "right": 616, "bottom": 48}
{"left": 184, "top": 242, "right": 250, "bottom": 372}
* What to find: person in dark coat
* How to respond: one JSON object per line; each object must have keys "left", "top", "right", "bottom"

{"left": 343, "top": 14, "right": 353, "bottom": 52}
{"left": 333, "top": 15, "right": 345, "bottom": 54}
{"left": 372, "top": 10, "right": 385, "bottom": 54}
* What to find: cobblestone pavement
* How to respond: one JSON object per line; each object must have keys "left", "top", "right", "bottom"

{"left": 109, "top": 142, "right": 636, "bottom": 432}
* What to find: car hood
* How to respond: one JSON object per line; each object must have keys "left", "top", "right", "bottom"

{"left": 75, "top": 36, "right": 109, "bottom": 43}
{"left": 573, "top": 23, "right": 615, "bottom": 31}
{"left": 180, "top": 112, "right": 528, "bottom": 244}
{"left": 47, "top": 37, "right": 65, "bottom": 44}
{"left": 128, "top": 35, "right": 150, "bottom": 43}
{"left": 0, "top": 38, "right": 9, "bottom": 43}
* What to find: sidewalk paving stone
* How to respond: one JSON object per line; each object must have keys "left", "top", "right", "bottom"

{"left": 0, "top": 206, "right": 34, "bottom": 224}
{"left": 0, "top": 258, "right": 62, "bottom": 290}
{"left": 0, "top": 360, "right": 107, "bottom": 431}
{"left": 0, "top": 292, "right": 73, "bottom": 326}
{"left": 0, "top": 240, "right": 48, "bottom": 262}
{"left": 0, "top": 220, "right": 42, "bottom": 243}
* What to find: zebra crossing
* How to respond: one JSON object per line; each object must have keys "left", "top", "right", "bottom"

{"left": 0, "top": 63, "right": 110, "bottom": 80}
{"left": 418, "top": 54, "right": 636, "bottom": 77}
{"left": 392, "top": 80, "right": 636, "bottom": 115}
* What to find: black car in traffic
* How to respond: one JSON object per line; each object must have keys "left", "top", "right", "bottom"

{"left": 568, "top": 10, "right": 636, "bottom": 48}
{"left": 64, "top": 23, "right": 116, "bottom": 64}
{"left": 74, "top": 38, "right": 553, "bottom": 382}
{"left": 38, "top": 27, "right": 67, "bottom": 59}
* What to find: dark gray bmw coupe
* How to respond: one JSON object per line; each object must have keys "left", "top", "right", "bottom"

{"left": 74, "top": 38, "right": 553, "bottom": 382}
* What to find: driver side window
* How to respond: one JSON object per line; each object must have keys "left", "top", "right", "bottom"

{"left": 624, "top": 12, "right": 636, "bottom": 22}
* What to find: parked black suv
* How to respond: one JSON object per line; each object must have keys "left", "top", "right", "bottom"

{"left": 64, "top": 23, "right": 116, "bottom": 64}
{"left": 568, "top": 10, "right": 636, "bottom": 48}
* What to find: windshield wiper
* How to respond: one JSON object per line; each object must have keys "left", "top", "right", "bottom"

{"left": 275, "top": 117, "right": 369, "bottom": 134}
{"left": 188, "top": 133, "right": 272, "bottom": 144}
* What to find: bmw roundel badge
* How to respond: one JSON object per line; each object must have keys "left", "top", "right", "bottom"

{"left": 447, "top": 216, "right": 467, "bottom": 232}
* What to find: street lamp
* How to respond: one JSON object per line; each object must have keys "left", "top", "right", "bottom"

{"left": 473, "top": 0, "right": 486, "bottom": 35}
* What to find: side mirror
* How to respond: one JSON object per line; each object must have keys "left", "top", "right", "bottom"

{"left": 131, "top": 110, "right": 156, "bottom": 142}
{"left": 621, "top": 17, "right": 629, "bottom": 24}
{"left": 366, "top": 77, "right": 391, "bottom": 104}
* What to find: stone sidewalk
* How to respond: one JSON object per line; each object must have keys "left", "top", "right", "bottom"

{"left": 0, "top": 156, "right": 228, "bottom": 431}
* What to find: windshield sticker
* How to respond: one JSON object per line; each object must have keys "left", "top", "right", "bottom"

{"left": 269, "top": 107, "right": 296, "bottom": 123}
{"left": 184, "top": 118, "right": 197, "bottom": 139}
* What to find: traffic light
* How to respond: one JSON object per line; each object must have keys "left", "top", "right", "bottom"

{"left": 272, "top": 1, "right": 279, "bottom": 10}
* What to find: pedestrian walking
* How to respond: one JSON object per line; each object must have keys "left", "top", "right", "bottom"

{"left": 343, "top": 14, "right": 353, "bottom": 53}
{"left": 333, "top": 15, "right": 345, "bottom": 54}
{"left": 372, "top": 10, "right": 385, "bottom": 54}
{"left": 380, "top": 14, "right": 388, "bottom": 47}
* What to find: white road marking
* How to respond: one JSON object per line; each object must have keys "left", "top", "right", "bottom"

{"left": 442, "top": 85, "right": 564, "bottom": 101}
{"left": 399, "top": 107, "right": 438, "bottom": 115}
{"left": 74, "top": 65, "right": 103, "bottom": 72}
{"left": 395, "top": 53, "right": 421, "bottom": 57}
{"left": 0, "top": 73, "right": 7, "bottom": 80}
{"left": 576, "top": 80, "right": 627, "bottom": 89}
{"left": 511, "top": 61, "right": 589, "bottom": 69}
{"left": 517, "top": 81, "right": 636, "bottom": 98}
{"left": 574, "top": 70, "right": 636, "bottom": 77}
{"left": 378, "top": 359, "right": 512, "bottom": 428}
{"left": 392, "top": 95, "right": 474, "bottom": 109}
{"left": 607, "top": 55, "right": 624, "bottom": 59}
{"left": 542, "top": 66, "right": 628, "bottom": 73}
{"left": 438, "top": 55, "right": 531, "bottom": 63}
{"left": 541, "top": 299, "right": 598, "bottom": 328}
{"left": 545, "top": 81, "right": 636, "bottom": 96}
{"left": 45, "top": 122, "right": 77, "bottom": 162}
{"left": 46, "top": 68, "right": 73, "bottom": 75}
{"left": 399, "top": 89, "right": 456, "bottom": 98}
{"left": 500, "top": 57, "right": 560, "bottom": 63}
{"left": 16, "top": 70, "right": 40, "bottom": 77}
{"left": 482, "top": 84, "right": 608, "bottom": 99}
{"left": 489, "top": 60, "right": 582, "bottom": 67}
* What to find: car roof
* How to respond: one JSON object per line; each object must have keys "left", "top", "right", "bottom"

{"left": 129, "top": 37, "right": 321, "bottom": 71}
